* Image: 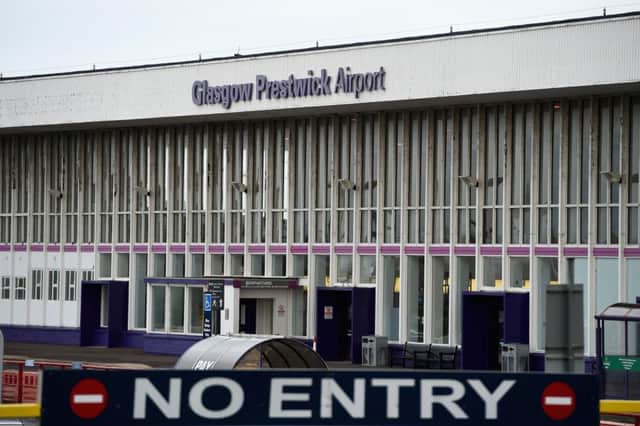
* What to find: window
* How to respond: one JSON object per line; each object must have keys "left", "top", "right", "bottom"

{"left": 188, "top": 286, "right": 203, "bottom": 334}
{"left": 430, "top": 110, "right": 452, "bottom": 243}
{"left": 509, "top": 104, "right": 532, "bottom": 244}
{"left": 565, "top": 100, "right": 590, "bottom": 244}
{"left": 359, "top": 256, "right": 376, "bottom": 284}
{"left": 456, "top": 108, "right": 478, "bottom": 244}
{"left": 64, "top": 271, "right": 76, "bottom": 301}
{"left": 31, "top": 270, "right": 43, "bottom": 300}
{"left": 408, "top": 256, "right": 425, "bottom": 343}
{"left": 151, "top": 285, "right": 166, "bottom": 332}
{"left": 314, "top": 118, "right": 332, "bottom": 243}
{"left": 292, "top": 120, "right": 309, "bottom": 243}
{"left": 48, "top": 270, "right": 59, "bottom": 301}
{"left": 483, "top": 106, "right": 505, "bottom": 244}
{"left": 382, "top": 113, "right": 404, "bottom": 243}
{"left": 359, "top": 115, "right": 378, "bottom": 243}
{"left": 81, "top": 270, "right": 93, "bottom": 282}
{"left": 15, "top": 277, "right": 26, "bottom": 300}
{"left": 1, "top": 277, "right": 10, "bottom": 299}
{"left": 537, "top": 103, "right": 560, "bottom": 244}
{"left": 169, "top": 286, "right": 185, "bottom": 333}
{"left": 335, "top": 117, "right": 355, "bottom": 243}
{"left": 382, "top": 256, "right": 400, "bottom": 341}
{"left": 628, "top": 97, "right": 640, "bottom": 244}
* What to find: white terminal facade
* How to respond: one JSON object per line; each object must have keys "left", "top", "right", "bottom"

{"left": 0, "top": 13, "right": 639, "bottom": 367}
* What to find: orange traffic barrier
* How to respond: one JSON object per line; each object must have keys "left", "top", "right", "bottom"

{"left": 1, "top": 370, "right": 19, "bottom": 403}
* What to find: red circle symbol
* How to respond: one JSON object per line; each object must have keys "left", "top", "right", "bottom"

{"left": 541, "top": 381, "right": 576, "bottom": 421}
{"left": 69, "top": 379, "right": 108, "bottom": 419}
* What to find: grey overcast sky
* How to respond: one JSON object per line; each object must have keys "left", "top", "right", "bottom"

{"left": 1, "top": 0, "right": 639, "bottom": 77}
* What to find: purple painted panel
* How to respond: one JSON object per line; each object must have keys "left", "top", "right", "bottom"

{"left": 46, "top": 244, "right": 61, "bottom": 252}
{"left": 189, "top": 244, "right": 205, "bottom": 253}
{"left": 97, "top": 244, "right": 112, "bottom": 253}
{"left": 564, "top": 247, "right": 588, "bottom": 257}
{"left": 30, "top": 244, "right": 44, "bottom": 252}
{"left": 311, "top": 245, "right": 330, "bottom": 254}
{"left": 207, "top": 245, "right": 225, "bottom": 254}
{"left": 228, "top": 244, "right": 244, "bottom": 254}
{"left": 454, "top": 246, "right": 475, "bottom": 255}
{"left": 404, "top": 245, "right": 426, "bottom": 255}
{"left": 479, "top": 246, "right": 502, "bottom": 256}
{"left": 507, "top": 246, "right": 529, "bottom": 256}
{"left": 143, "top": 333, "right": 200, "bottom": 355}
{"left": 121, "top": 331, "right": 145, "bottom": 348}
{"left": 248, "top": 245, "right": 265, "bottom": 254}
{"left": 381, "top": 245, "right": 401, "bottom": 255}
{"left": 334, "top": 245, "right": 353, "bottom": 255}
{"left": 624, "top": 247, "right": 640, "bottom": 257}
{"left": 133, "top": 244, "right": 148, "bottom": 253}
{"left": 534, "top": 246, "right": 558, "bottom": 256}
{"left": 80, "top": 244, "right": 95, "bottom": 253}
{"left": 593, "top": 247, "right": 619, "bottom": 257}
{"left": 115, "top": 244, "right": 129, "bottom": 253}
{"left": 169, "top": 244, "right": 186, "bottom": 253}
{"left": 0, "top": 244, "right": 11, "bottom": 252}
{"left": 63, "top": 244, "right": 77, "bottom": 253}
{"left": 13, "top": 244, "right": 27, "bottom": 252}
{"left": 0, "top": 325, "right": 81, "bottom": 345}
{"left": 356, "top": 245, "right": 376, "bottom": 255}
{"left": 268, "top": 245, "right": 287, "bottom": 254}
{"left": 290, "top": 245, "right": 308, "bottom": 254}
{"left": 428, "top": 246, "right": 450, "bottom": 255}
{"left": 151, "top": 244, "right": 166, "bottom": 253}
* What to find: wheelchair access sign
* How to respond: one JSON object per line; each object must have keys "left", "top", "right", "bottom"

{"left": 41, "top": 369, "right": 599, "bottom": 426}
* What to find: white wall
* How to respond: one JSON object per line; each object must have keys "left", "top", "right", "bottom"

{"left": 1, "top": 16, "right": 639, "bottom": 130}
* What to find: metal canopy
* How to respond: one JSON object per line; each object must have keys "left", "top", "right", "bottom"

{"left": 175, "top": 335, "right": 327, "bottom": 370}
{"left": 595, "top": 303, "right": 640, "bottom": 322}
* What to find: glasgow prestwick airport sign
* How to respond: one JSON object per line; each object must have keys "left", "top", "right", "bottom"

{"left": 191, "top": 66, "right": 386, "bottom": 109}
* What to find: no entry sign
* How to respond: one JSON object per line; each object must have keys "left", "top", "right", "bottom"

{"left": 69, "top": 378, "right": 108, "bottom": 419}
{"left": 542, "top": 381, "right": 576, "bottom": 420}
{"left": 41, "top": 370, "right": 599, "bottom": 426}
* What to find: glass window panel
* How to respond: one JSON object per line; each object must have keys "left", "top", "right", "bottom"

{"left": 188, "top": 286, "right": 203, "bottom": 334}
{"left": 169, "top": 286, "right": 184, "bottom": 333}
{"left": 430, "top": 256, "right": 448, "bottom": 343}
{"left": 151, "top": 286, "right": 166, "bottom": 332}
{"left": 483, "top": 257, "right": 502, "bottom": 289}
{"left": 336, "top": 255, "right": 352, "bottom": 283}
{"left": 382, "top": 256, "right": 400, "bottom": 341}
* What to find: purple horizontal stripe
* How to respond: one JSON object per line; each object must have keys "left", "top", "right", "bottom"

{"left": 189, "top": 244, "right": 205, "bottom": 253}
{"left": 357, "top": 245, "right": 376, "bottom": 255}
{"left": 334, "top": 245, "right": 353, "bottom": 255}
{"left": 564, "top": 247, "right": 588, "bottom": 257}
{"left": 507, "top": 246, "right": 529, "bottom": 256}
{"left": 534, "top": 246, "right": 558, "bottom": 256}
{"left": 248, "top": 245, "right": 265, "bottom": 254}
{"left": 454, "top": 246, "right": 475, "bottom": 255}
{"left": 97, "top": 244, "right": 112, "bottom": 253}
{"left": 311, "top": 245, "right": 330, "bottom": 255}
{"left": 169, "top": 244, "right": 186, "bottom": 253}
{"left": 290, "top": 245, "right": 308, "bottom": 254}
{"left": 593, "top": 247, "right": 619, "bottom": 257}
{"left": 405, "top": 245, "right": 426, "bottom": 255}
{"left": 46, "top": 244, "right": 61, "bottom": 252}
{"left": 64, "top": 244, "right": 77, "bottom": 253}
{"left": 0, "top": 244, "right": 10, "bottom": 252}
{"left": 208, "top": 245, "right": 225, "bottom": 254}
{"left": 228, "top": 244, "right": 244, "bottom": 254}
{"left": 13, "top": 244, "right": 27, "bottom": 252}
{"left": 624, "top": 247, "right": 640, "bottom": 257}
{"left": 151, "top": 244, "right": 166, "bottom": 253}
{"left": 480, "top": 246, "right": 502, "bottom": 256}
{"left": 80, "top": 244, "right": 95, "bottom": 253}
{"left": 381, "top": 245, "right": 401, "bottom": 255}
{"left": 133, "top": 244, "right": 148, "bottom": 253}
{"left": 269, "top": 245, "right": 287, "bottom": 254}
{"left": 428, "top": 246, "right": 449, "bottom": 255}
{"left": 115, "top": 244, "right": 129, "bottom": 253}
{"left": 30, "top": 244, "right": 44, "bottom": 252}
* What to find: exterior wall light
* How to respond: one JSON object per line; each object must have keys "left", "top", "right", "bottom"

{"left": 458, "top": 175, "right": 479, "bottom": 188}
{"left": 231, "top": 181, "right": 248, "bottom": 193}
{"left": 600, "top": 171, "right": 623, "bottom": 184}
{"left": 337, "top": 178, "right": 357, "bottom": 191}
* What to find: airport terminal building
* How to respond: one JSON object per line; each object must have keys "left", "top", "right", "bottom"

{"left": 1, "top": 13, "right": 639, "bottom": 369}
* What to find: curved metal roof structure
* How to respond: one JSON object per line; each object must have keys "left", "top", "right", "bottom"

{"left": 175, "top": 335, "right": 328, "bottom": 370}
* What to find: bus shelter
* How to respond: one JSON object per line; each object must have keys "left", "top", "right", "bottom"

{"left": 596, "top": 303, "right": 640, "bottom": 399}
{"left": 175, "top": 335, "right": 327, "bottom": 370}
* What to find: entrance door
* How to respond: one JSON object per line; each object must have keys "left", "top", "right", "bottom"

{"left": 461, "top": 291, "right": 529, "bottom": 370}
{"left": 80, "top": 280, "right": 129, "bottom": 347}
{"left": 316, "top": 289, "right": 353, "bottom": 361}
{"left": 240, "top": 298, "right": 257, "bottom": 334}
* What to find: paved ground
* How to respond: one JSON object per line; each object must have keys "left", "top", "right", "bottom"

{"left": 3, "top": 342, "right": 365, "bottom": 369}
{"left": 4, "top": 342, "right": 179, "bottom": 368}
